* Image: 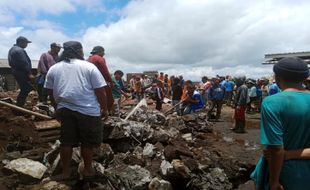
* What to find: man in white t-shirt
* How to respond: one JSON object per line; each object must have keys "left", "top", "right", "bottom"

{"left": 44, "top": 41, "right": 108, "bottom": 181}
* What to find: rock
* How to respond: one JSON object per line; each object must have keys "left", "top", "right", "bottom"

{"left": 205, "top": 167, "right": 232, "bottom": 190}
{"left": 198, "top": 112, "right": 207, "bottom": 120}
{"left": 4, "top": 158, "right": 47, "bottom": 179}
{"left": 181, "top": 114, "right": 197, "bottom": 122}
{"left": 181, "top": 133, "right": 193, "bottom": 141}
{"left": 160, "top": 160, "right": 174, "bottom": 176}
{"left": 209, "top": 167, "right": 227, "bottom": 182}
{"left": 94, "top": 143, "right": 114, "bottom": 166}
{"left": 171, "top": 159, "right": 191, "bottom": 178}
{"left": 124, "top": 154, "right": 146, "bottom": 167}
{"left": 164, "top": 143, "right": 193, "bottom": 161}
{"left": 149, "top": 177, "right": 173, "bottom": 190}
{"left": 164, "top": 145, "right": 179, "bottom": 161}
{"left": 144, "top": 158, "right": 162, "bottom": 177}
{"left": 129, "top": 107, "right": 166, "bottom": 125}
{"left": 106, "top": 165, "right": 152, "bottom": 190}
{"left": 143, "top": 143, "right": 155, "bottom": 158}
{"left": 21, "top": 181, "right": 70, "bottom": 190}
{"left": 154, "top": 142, "right": 165, "bottom": 151}
{"left": 151, "top": 129, "right": 170, "bottom": 143}
{"left": 187, "top": 168, "right": 232, "bottom": 190}
{"left": 238, "top": 180, "right": 255, "bottom": 190}
{"left": 180, "top": 156, "right": 199, "bottom": 171}
{"left": 39, "top": 181, "right": 70, "bottom": 190}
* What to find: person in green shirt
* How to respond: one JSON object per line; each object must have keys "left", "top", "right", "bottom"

{"left": 112, "top": 70, "right": 129, "bottom": 116}
{"left": 251, "top": 57, "right": 310, "bottom": 190}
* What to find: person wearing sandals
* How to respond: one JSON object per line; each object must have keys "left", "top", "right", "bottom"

{"left": 251, "top": 57, "right": 310, "bottom": 190}
{"left": 44, "top": 41, "right": 108, "bottom": 184}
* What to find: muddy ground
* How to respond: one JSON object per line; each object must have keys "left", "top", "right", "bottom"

{"left": 0, "top": 92, "right": 261, "bottom": 190}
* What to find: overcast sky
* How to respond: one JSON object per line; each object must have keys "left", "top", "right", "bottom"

{"left": 1, "top": 0, "right": 310, "bottom": 81}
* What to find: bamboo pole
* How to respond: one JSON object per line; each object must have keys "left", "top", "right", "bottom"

{"left": 164, "top": 100, "right": 183, "bottom": 115}
{"left": 0, "top": 100, "right": 53, "bottom": 120}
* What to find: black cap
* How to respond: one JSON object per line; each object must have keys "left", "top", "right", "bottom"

{"left": 50, "top": 42, "right": 62, "bottom": 48}
{"left": 90, "top": 46, "right": 104, "bottom": 54}
{"left": 273, "top": 57, "right": 309, "bottom": 82}
{"left": 16, "top": 36, "right": 31, "bottom": 43}
{"left": 63, "top": 41, "right": 83, "bottom": 51}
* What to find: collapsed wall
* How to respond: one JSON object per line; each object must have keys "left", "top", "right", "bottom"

{"left": 0, "top": 98, "right": 256, "bottom": 190}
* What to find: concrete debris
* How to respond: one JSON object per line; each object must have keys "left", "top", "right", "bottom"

{"left": 143, "top": 143, "right": 156, "bottom": 158}
{"left": 181, "top": 114, "right": 197, "bottom": 122}
{"left": 94, "top": 143, "right": 114, "bottom": 166}
{"left": 160, "top": 160, "right": 174, "bottom": 176}
{"left": 182, "top": 133, "right": 193, "bottom": 141}
{"left": 4, "top": 158, "right": 47, "bottom": 179}
{"left": 171, "top": 159, "right": 191, "bottom": 178}
{"left": 37, "top": 181, "right": 70, "bottom": 190}
{"left": 32, "top": 104, "right": 55, "bottom": 117}
{"left": 106, "top": 165, "right": 152, "bottom": 190}
{"left": 0, "top": 91, "right": 258, "bottom": 189}
{"left": 129, "top": 106, "right": 166, "bottom": 125}
{"left": 149, "top": 177, "right": 173, "bottom": 190}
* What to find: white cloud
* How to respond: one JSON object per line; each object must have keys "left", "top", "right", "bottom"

{"left": 0, "top": 0, "right": 75, "bottom": 16}
{"left": 79, "top": 0, "right": 310, "bottom": 80}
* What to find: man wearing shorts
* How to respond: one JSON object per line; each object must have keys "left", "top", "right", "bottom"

{"left": 44, "top": 41, "right": 108, "bottom": 180}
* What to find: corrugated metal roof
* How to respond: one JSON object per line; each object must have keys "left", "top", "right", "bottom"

{"left": 265, "top": 51, "right": 310, "bottom": 59}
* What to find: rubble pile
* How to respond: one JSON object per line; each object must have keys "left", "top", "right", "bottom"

{"left": 0, "top": 100, "right": 256, "bottom": 189}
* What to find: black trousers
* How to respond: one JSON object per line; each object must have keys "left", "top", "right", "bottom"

{"left": 13, "top": 71, "right": 33, "bottom": 107}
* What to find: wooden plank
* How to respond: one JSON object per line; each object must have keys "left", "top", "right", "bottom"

{"left": 34, "top": 119, "right": 60, "bottom": 131}
{"left": 40, "top": 136, "right": 60, "bottom": 143}
{"left": 38, "top": 130, "right": 60, "bottom": 138}
{"left": 0, "top": 100, "right": 53, "bottom": 120}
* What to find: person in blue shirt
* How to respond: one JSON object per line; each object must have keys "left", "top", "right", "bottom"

{"left": 251, "top": 57, "right": 310, "bottom": 190}
{"left": 268, "top": 82, "right": 280, "bottom": 95}
{"left": 182, "top": 84, "right": 204, "bottom": 115}
{"left": 222, "top": 75, "right": 235, "bottom": 106}
{"left": 208, "top": 78, "right": 225, "bottom": 120}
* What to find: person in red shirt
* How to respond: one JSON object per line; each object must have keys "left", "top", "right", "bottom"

{"left": 158, "top": 72, "right": 165, "bottom": 82}
{"left": 87, "top": 46, "right": 114, "bottom": 113}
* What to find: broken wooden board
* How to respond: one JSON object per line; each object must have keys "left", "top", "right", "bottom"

{"left": 34, "top": 119, "right": 60, "bottom": 131}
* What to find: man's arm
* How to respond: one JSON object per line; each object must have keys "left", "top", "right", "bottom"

{"left": 285, "top": 148, "right": 310, "bottom": 160}
{"left": 14, "top": 50, "right": 32, "bottom": 74}
{"left": 46, "top": 89, "right": 57, "bottom": 110}
{"left": 94, "top": 87, "right": 108, "bottom": 117}
{"left": 186, "top": 94, "right": 199, "bottom": 104}
{"left": 267, "top": 145, "right": 285, "bottom": 190}
{"left": 38, "top": 53, "right": 48, "bottom": 74}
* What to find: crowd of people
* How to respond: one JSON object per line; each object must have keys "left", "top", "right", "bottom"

{"left": 5, "top": 36, "right": 310, "bottom": 189}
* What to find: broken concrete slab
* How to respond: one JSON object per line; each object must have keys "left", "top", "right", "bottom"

{"left": 4, "top": 158, "right": 47, "bottom": 179}
{"left": 171, "top": 159, "right": 191, "bottom": 178}
{"left": 105, "top": 165, "right": 152, "bottom": 190}
{"left": 149, "top": 177, "right": 173, "bottom": 190}
{"left": 94, "top": 143, "right": 114, "bottom": 166}
{"left": 160, "top": 160, "right": 174, "bottom": 177}
{"left": 143, "top": 143, "right": 155, "bottom": 158}
{"left": 19, "top": 181, "right": 70, "bottom": 190}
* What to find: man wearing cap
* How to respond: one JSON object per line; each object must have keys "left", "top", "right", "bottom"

{"left": 44, "top": 41, "right": 108, "bottom": 181}
{"left": 87, "top": 46, "right": 114, "bottom": 113}
{"left": 251, "top": 57, "right": 310, "bottom": 190}
{"left": 8, "top": 36, "right": 34, "bottom": 107}
{"left": 37, "top": 43, "right": 61, "bottom": 103}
